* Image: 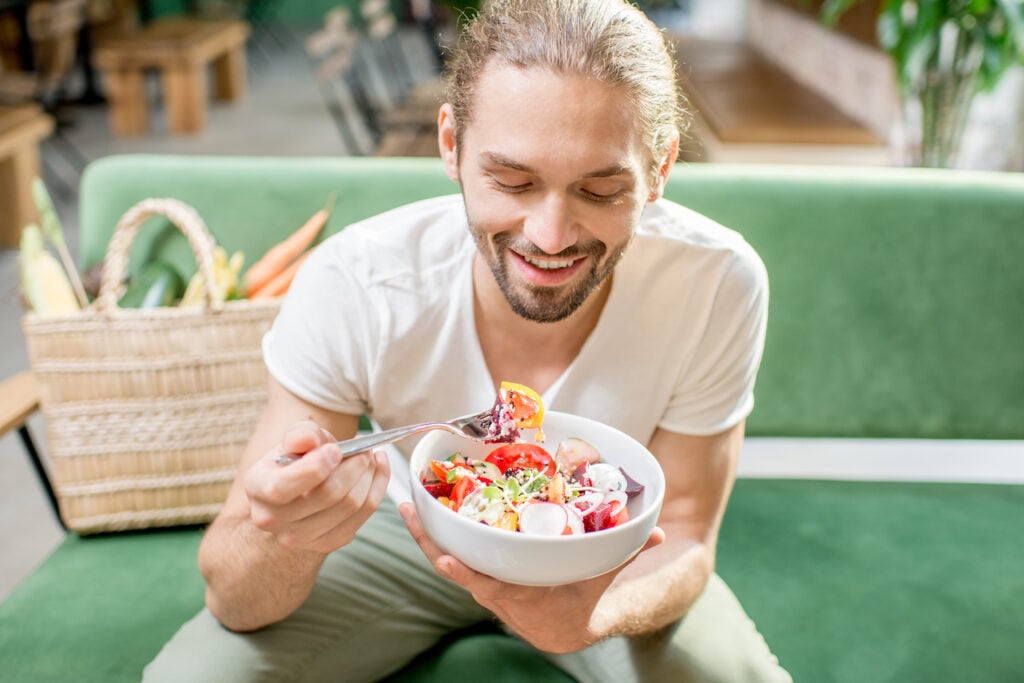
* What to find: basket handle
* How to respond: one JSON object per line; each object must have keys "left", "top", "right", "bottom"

{"left": 96, "top": 198, "right": 221, "bottom": 311}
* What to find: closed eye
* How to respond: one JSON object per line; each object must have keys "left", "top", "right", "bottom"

{"left": 491, "top": 179, "right": 532, "bottom": 193}
{"left": 580, "top": 186, "right": 626, "bottom": 203}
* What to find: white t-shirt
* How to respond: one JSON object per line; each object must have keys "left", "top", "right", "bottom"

{"left": 264, "top": 194, "right": 767, "bottom": 457}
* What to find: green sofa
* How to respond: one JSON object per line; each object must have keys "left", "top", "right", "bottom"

{"left": 2, "top": 155, "right": 1022, "bottom": 682}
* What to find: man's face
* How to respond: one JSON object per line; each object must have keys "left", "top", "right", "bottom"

{"left": 443, "top": 63, "right": 662, "bottom": 323}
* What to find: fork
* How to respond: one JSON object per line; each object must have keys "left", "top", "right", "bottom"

{"left": 275, "top": 408, "right": 504, "bottom": 465}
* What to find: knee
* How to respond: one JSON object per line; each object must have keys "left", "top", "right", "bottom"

{"left": 142, "top": 609, "right": 269, "bottom": 683}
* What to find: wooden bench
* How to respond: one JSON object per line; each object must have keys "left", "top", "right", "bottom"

{"left": 673, "top": 38, "right": 888, "bottom": 165}
{"left": 92, "top": 17, "right": 250, "bottom": 136}
{"left": 0, "top": 103, "right": 53, "bottom": 247}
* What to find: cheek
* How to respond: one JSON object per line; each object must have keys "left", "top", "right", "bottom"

{"left": 465, "top": 192, "right": 520, "bottom": 235}
{"left": 586, "top": 204, "right": 641, "bottom": 250}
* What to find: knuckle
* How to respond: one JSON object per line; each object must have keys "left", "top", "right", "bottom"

{"left": 319, "top": 474, "right": 349, "bottom": 505}
{"left": 263, "top": 480, "right": 291, "bottom": 506}
{"left": 250, "top": 507, "right": 277, "bottom": 532}
{"left": 276, "top": 529, "right": 300, "bottom": 549}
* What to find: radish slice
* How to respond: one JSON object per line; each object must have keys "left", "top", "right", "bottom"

{"left": 519, "top": 502, "right": 571, "bottom": 536}
{"left": 565, "top": 505, "right": 585, "bottom": 535}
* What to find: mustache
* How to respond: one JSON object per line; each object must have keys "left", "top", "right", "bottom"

{"left": 492, "top": 232, "right": 606, "bottom": 260}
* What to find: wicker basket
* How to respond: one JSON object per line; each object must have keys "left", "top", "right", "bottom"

{"left": 22, "top": 198, "right": 280, "bottom": 534}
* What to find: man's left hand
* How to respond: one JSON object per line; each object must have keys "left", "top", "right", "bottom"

{"left": 399, "top": 502, "right": 665, "bottom": 653}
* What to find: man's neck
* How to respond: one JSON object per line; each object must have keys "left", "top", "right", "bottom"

{"left": 472, "top": 255, "right": 610, "bottom": 396}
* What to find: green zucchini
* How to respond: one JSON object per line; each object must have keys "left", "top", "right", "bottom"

{"left": 118, "top": 261, "right": 186, "bottom": 309}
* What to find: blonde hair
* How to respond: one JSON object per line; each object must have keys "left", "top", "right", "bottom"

{"left": 444, "top": 0, "right": 689, "bottom": 178}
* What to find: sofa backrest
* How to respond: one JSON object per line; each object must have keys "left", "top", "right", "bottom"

{"left": 80, "top": 155, "right": 1024, "bottom": 440}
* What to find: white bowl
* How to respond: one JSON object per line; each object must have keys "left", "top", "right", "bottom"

{"left": 409, "top": 410, "right": 665, "bottom": 586}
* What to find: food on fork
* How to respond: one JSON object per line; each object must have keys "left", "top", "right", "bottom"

{"left": 487, "top": 381, "right": 545, "bottom": 443}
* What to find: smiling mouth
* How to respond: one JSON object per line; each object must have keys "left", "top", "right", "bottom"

{"left": 522, "top": 254, "right": 581, "bottom": 270}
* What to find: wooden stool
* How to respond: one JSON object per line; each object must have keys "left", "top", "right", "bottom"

{"left": 93, "top": 17, "right": 250, "bottom": 136}
{"left": 0, "top": 104, "right": 54, "bottom": 248}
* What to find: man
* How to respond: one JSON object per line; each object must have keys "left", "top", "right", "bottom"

{"left": 145, "top": 1, "right": 791, "bottom": 681}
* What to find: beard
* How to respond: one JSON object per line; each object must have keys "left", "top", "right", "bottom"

{"left": 469, "top": 221, "right": 631, "bottom": 323}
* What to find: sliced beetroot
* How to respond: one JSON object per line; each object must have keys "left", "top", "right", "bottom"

{"left": 570, "top": 462, "right": 592, "bottom": 487}
{"left": 620, "top": 468, "right": 645, "bottom": 497}
{"left": 583, "top": 502, "right": 614, "bottom": 533}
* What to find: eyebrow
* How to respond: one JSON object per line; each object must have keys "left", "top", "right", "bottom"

{"left": 480, "top": 152, "right": 635, "bottom": 180}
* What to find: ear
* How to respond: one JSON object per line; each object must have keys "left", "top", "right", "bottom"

{"left": 438, "top": 103, "right": 460, "bottom": 182}
{"left": 648, "top": 133, "right": 680, "bottom": 202}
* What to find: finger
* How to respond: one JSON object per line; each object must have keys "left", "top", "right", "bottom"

{"left": 597, "top": 526, "right": 668, "bottom": 584}
{"left": 310, "top": 451, "right": 392, "bottom": 550}
{"left": 253, "top": 442, "right": 343, "bottom": 505}
{"left": 281, "top": 420, "right": 329, "bottom": 457}
{"left": 642, "top": 526, "right": 666, "bottom": 551}
{"left": 273, "top": 452, "right": 381, "bottom": 546}
{"left": 258, "top": 449, "right": 372, "bottom": 523}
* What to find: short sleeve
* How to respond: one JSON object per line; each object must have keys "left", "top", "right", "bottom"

{"left": 262, "top": 236, "right": 377, "bottom": 416}
{"left": 659, "top": 248, "right": 769, "bottom": 435}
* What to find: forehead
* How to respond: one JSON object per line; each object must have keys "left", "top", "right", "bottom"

{"left": 461, "top": 62, "right": 649, "bottom": 176}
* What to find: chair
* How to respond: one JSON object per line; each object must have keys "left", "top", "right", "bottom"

{"left": 0, "top": 372, "right": 63, "bottom": 529}
{"left": 0, "top": 0, "right": 89, "bottom": 195}
{"left": 0, "top": 0, "right": 87, "bottom": 113}
{"left": 305, "top": 7, "right": 375, "bottom": 155}
{"left": 358, "top": 0, "right": 443, "bottom": 131}
{"left": 306, "top": 6, "right": 439, "bottom": 158}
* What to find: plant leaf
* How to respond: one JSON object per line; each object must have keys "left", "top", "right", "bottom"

{"left": 992, "top": 0, "right": 1024, "bottom": 56}
{"left": 820, "top": 0, "right": 863, "bottom": 26}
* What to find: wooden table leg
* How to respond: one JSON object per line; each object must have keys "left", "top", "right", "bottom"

{"left": 103, "top": 68, "right": 149, "bottom": 136}
{"left": 213, "top": 44, "right": 246, "bottom": 101}
{"left": 0, "top": 108, "right": 52, "bottom": 248}
{"left": 0, "top": 142, "right": 40, "bottom": 248}
{"left": 162, "top": 63, "right": 206, "bottom": 134}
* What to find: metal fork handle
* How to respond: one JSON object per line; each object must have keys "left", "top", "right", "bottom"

{"left": 275, "top": 421, "right": 453, "bottom": 465}
{"left": 336, "top": 422, "right": 454, "bottom": 457}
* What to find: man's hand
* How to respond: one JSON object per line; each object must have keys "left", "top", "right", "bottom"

{"left": 244, "top": 421, "right": 391, "bottom": 556}
{"left": 399, "top": 502, "right": 665, "bottom": 653}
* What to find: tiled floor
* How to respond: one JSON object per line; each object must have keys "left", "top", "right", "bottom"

{"left": 0, "top": 21, "right": 440, "bottom": 601}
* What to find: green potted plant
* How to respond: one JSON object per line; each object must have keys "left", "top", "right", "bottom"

{"left": 815, "top": 0, "right": 1024, "bottom": 167}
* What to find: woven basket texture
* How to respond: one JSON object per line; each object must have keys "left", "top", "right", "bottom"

{"left": 21, "top": 198, "right": 280, "bottom": 533}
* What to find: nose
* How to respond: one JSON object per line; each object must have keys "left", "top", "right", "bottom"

{"left": 522, "top": 193, "right": 579, "bottom": 255}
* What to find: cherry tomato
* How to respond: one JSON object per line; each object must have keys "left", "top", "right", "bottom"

{"left": 422, "top": 482, "right": 453, "bottom": 499}
{"left": 485, "top": 443, "right": 556, "bottom": 477}
{"left": 429, "top": 460, "right": 473, "bottom": 483}
{"left": 449, "top": 476, "right": 478, "bottom": 512}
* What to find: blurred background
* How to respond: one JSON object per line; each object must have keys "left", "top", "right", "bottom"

{"left": 1, "top": 0, "right": 1022, "bottom": 600}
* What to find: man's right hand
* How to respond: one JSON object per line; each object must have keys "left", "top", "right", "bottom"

{"left": 243, "top": 421, "right": 391, "bottom": 556}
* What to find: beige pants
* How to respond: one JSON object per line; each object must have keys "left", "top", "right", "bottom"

{"left": 144, "top": 499, "right": 791, "bottom": 683}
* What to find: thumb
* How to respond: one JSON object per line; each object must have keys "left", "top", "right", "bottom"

{"left": 281, "top": 420, "right": 330, "bottom": 457}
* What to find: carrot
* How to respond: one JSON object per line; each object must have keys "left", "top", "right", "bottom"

{"left": 248, "top": 250, "right": 312, "bottom": 299}
{"left": 243, "top": 194, "right": 335, "bottom": 294}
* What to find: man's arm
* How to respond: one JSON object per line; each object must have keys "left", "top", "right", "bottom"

{"left": 589, "top": 421, "right": 743, "bottom": 638}
{"left": 198, "top": 377, "right": 391, "bottom": 632}
{"left": 400, "top": 420, "right": 744, "bottom": 653}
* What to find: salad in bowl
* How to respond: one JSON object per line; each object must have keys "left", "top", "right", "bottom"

{"left": 409, "top": 383, "right": 665, "bottom": 586}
